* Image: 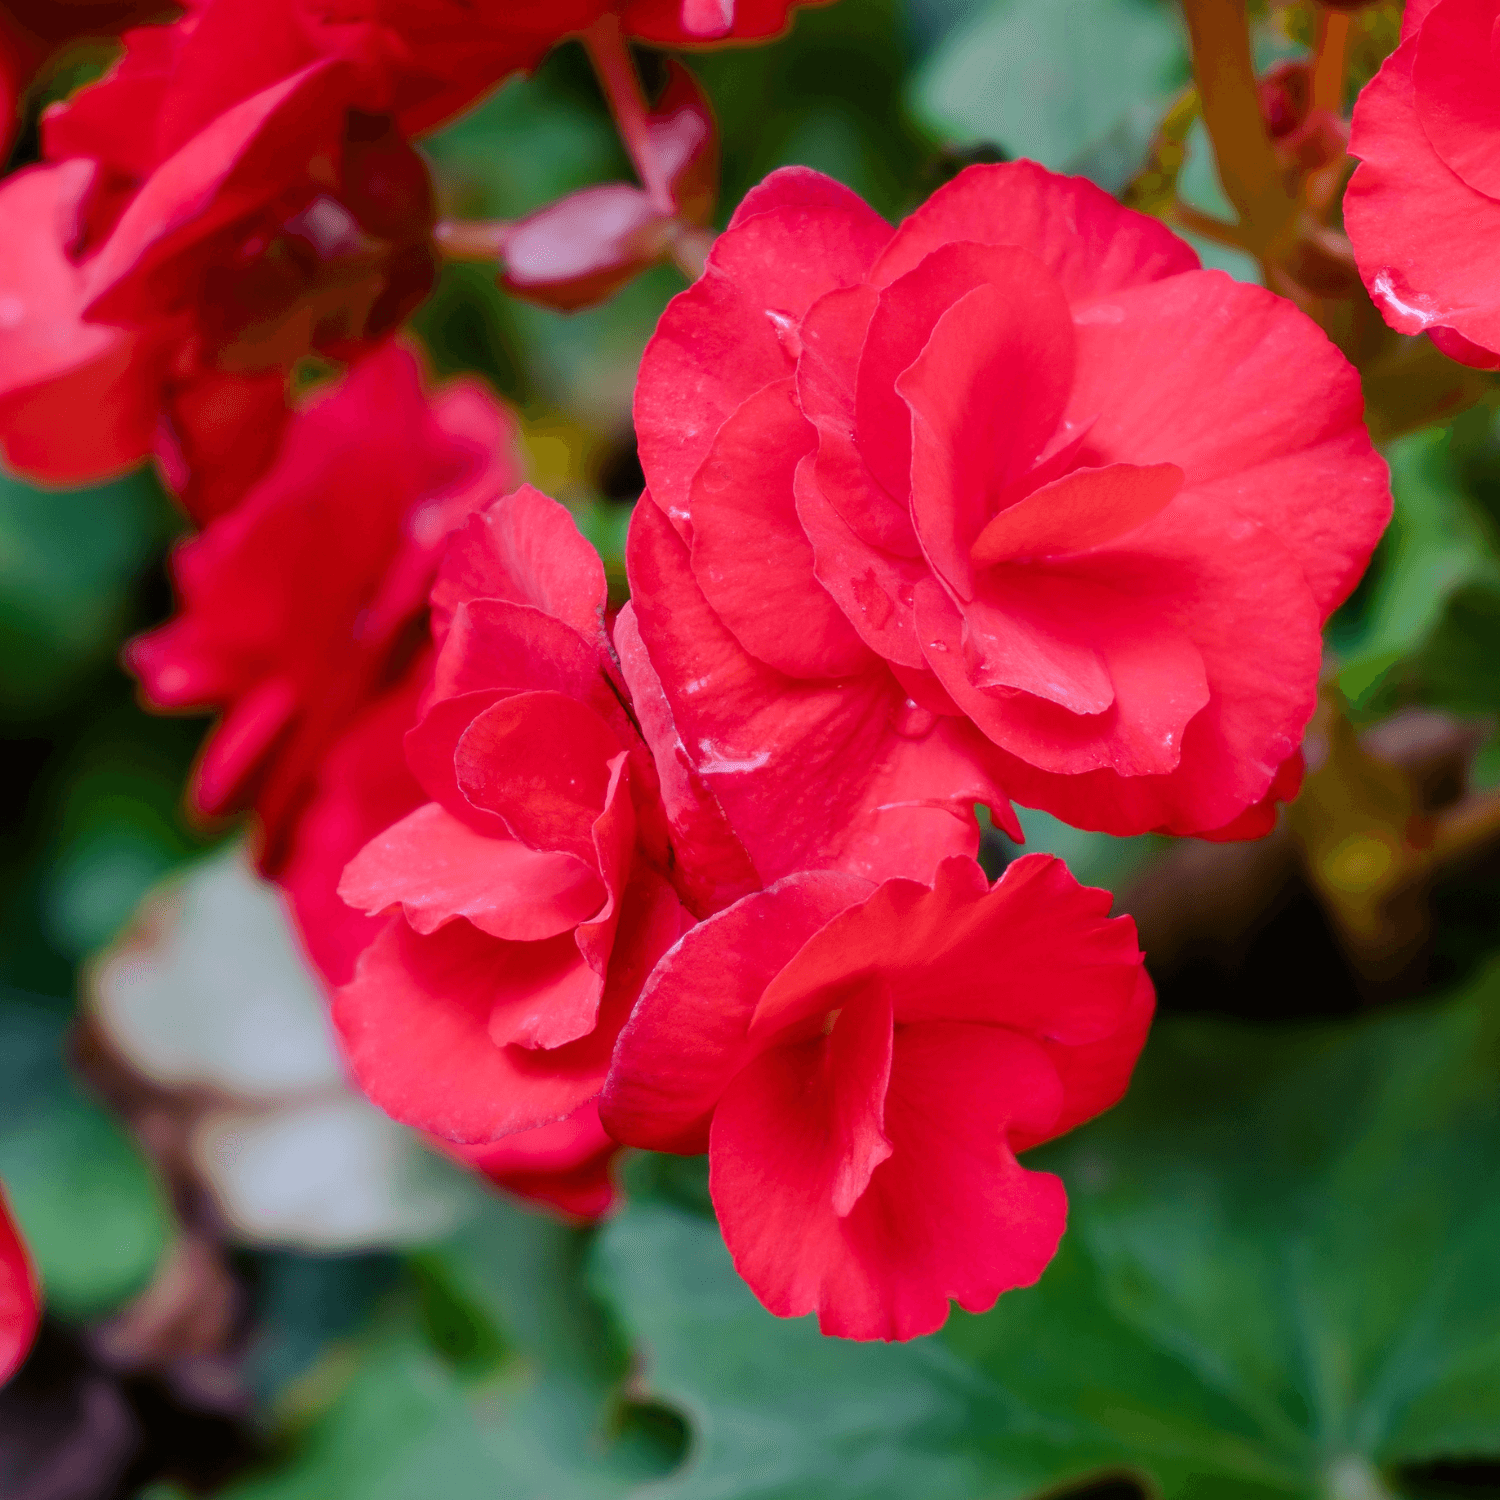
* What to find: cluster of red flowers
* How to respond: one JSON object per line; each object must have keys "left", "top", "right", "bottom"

{"left": 6, "top": 0, "right": 1448, "bottom": 1353}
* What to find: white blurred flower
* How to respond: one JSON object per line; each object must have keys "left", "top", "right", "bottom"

{"left": 89, "top": 844, "right": 469, "bottom": 1252}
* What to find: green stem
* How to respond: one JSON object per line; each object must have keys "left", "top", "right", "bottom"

{"left": 1179, "top": 0, "right": 1297, "bottom": 255}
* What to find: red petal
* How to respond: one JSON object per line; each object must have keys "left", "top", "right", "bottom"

{"left": 339, "top": 801, "right": 605, "bottom": 940}
{"left": 869, "top": 160, "right": 1198, "bottom": 297}
{"left": 443, "top": 1102, "right": 619, "bottom": 1223}
{"left": 752, "top": 854, "right": 1142, "bottom": 1047}
{"left": 915, "top": 569, "right": 1212, "bottom": 778}
{"left": 689, "top": 379, "right": 871, "bottom": 678}
{"left": 403, "top": 690, "right": 510, "bottom": 838}
{"left": 600, "top": 870, "right": 871, "bottom": 1153}
{"left": 334, "top": 916, "right": 613, "bottom": 1143}
{"left": 1347, "top": 32, "right": 1500, "bottom": 360}
{"left": 988, "top": 501, "right": 1322, "bottom": 835}
{"left": 1194, "top": 749, "right": 1305, "bottom": 843}
{"left": 896, "top": 271, "right": 1076, "bottom": 600}
{"left": 0, "top": 163, "right": 159, "bottom": 482}
{"left": 627, "top": 498, "right": 1007, "bottom": 882}
{"left": 1066, "top": 270, "right": 1390, "bottom": 618}
{"left": 1013, "top": 966, "right": 1157, "bottom": 1153}
{"left": 82, "top": 62, "right": 349, "bottom": 327}
{"left": 970, "top": 462, "right": 1185, "bottom": 567}
{"left": 860, "top": 242, "right": 1073, "bottom": 521}
{"left": 432, "top": 487, "right": 608, "bottom": 650}
{"left": 794, "top": 453, "right": 928, "bottom": 669}
{"left": 430, "top": 598, "right": 623, "bottom": 731}
{"left": 278, "top": 671, "right": 428, "bottom": 989}
{"left": 1410, "top": 0, "right": 1500, "bottom": 198}
{"left": 455, "top": 691, "right": 623, "bottom": 863}
{"left": 486, "top": 932, "right": 603, "bottom": 1051}
{"left": 725, "top": 163, "right": 885, "bottom": 231}
{"left": 635, "top": 175, "right": 891, "bottom": 535}
{"left": 710, "top": 1021, "right": 1067, "bottom": 1340}
{"left": 613, "top": 601, "right": 761, "bottom": 918}
{"left": 797, "top": 282, "right": 920, "bottom": 558}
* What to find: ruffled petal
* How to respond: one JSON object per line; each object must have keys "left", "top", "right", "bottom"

{"left": 861, "top": 242, "right": 1074, "bottom": 521}
{"left": 752, "top": 854, "right": 1141, "bottom": 1046}
{"left": 454, "top": 691, "right": 624, "bottom": 863}
{"left": 338, "top": 801, "right": 605, "bottom": 941}
{"left": 635, "top": 171, "right": 891, "bottom": 534}
{"left": 628, "top": 497, "right": 1008, "bottom": 882}
{"left": 600, "top": 870, "right": 872, "bottom": 1153}
{"left": 431, "top": 484, "right": 609, "bottom": 651}
{"left": 710, "top": 1021, "right": 1067, "bottom": 1340}
{"left": 869, "top": 160, "right": 1198, "bottom": 297}
{"left": 689, "top": 379, "right": 872, "bottom": 678}
{"left": 1067, "top": 270, "right": 1390, "bottom": 617}
{"left": 333, "top": 916, "right": 612, "bottom": 1143}
{"left": 896, "top": 272, "right": 1076, "bottom": 599}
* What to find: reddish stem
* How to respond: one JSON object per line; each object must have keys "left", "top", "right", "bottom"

{"left": 433, "top": 218, "right": 512, "bottom": 261}
{"left": 583, "top": 14, "right": 676, "bottom": 217}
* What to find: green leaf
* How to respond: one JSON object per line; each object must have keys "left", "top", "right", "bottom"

{"left": 225, "top": 1192, "right": 683, "bottom": 1499}
{"left": 912, "top": 0, "right": 1186, "bottom": 191}
{"left": 0, "top": 468, "right": 175, "bottom": 718}
{"left": 592, "top": 975, "right": 1500, "bottom": 1499}
{"left": 1337, "top": 430, "right": 1500, "bottom": 710}
{"left": 0, "top": 994, "right": 171, "bottom": 1317}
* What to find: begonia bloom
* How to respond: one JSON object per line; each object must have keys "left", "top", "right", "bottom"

{"left": 1346, "top": 0, "right": 1500, "bottom": 368}
{"left": 275, "top": 653, "right": 624, "bottom": 1224}
{"left": 603, "top": 852, "right": 1153, "bottom": 1341}
{"left": 127, "top": 342, "right": 521, "bottom": 872}
{"left": 332, "top": 484, "right": 686, "bottom": 1149}
{"left": 628, "top": 163, "right": 1390, "bottom": 873}
{"left": 0, "top": 1182, "right": 38, "bottom": 1385}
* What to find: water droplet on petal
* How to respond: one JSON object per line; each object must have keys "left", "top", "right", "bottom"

{"left": 893, "top": 698, "right": 938, "bottom": 738}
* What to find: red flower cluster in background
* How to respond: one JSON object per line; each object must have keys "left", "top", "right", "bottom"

{"left": 0, "top": 0, "right": 1403, "bottom": 1354}
{"left": 0, "top": 0, "right": 821, "bottom": 493}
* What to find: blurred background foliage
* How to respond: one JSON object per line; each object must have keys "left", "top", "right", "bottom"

{"left": 4, "top": 0, "right": 1500, "bottom": 1496}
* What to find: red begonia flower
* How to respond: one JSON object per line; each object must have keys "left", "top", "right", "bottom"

{"left": 127, "top": 342, "right": 521, "bottom": 872}
{"left": 629, "top": 163, "right": 1389, "bottom": 867}
{"left": 1346, "top": 0, "right": 1500, "bottom": 367}
{"left": 0, "top": 1181, "right": 39, "bottom": 1385}
{"left": 602, "top": 852, "right": 1153, "bottom": 1341}
{"left": 332, "top": 484, "right": 687, "bottom": 1148}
